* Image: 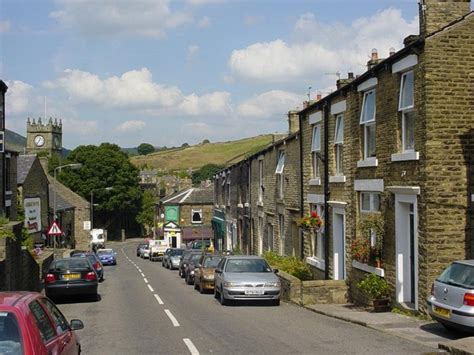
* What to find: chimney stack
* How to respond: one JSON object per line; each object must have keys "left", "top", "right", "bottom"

{"left": 389, "top": 47, "right": 396, "bottom": 56}
{"left": 316, "top": 93, "right": 322, "bottom": 101}
{"left": 419, "top": 0, "right": 471, "bottom": 37}
{"left": 336, "top": 72, "right": 356, "bottom": 89}
{"left": 367, "top": 48, "right": 384, "bottom": 70}
{"left": 287, "top": 110, "right": 300, "bottom": 134}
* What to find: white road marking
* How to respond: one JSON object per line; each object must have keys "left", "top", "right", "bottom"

{"left": 183, "top": 338, "right": 199, "bottom": 355}
{"left": 140, "top": 273, "right": 145, "bottom": 277}
{"left": 147, "top": 285, "right": 154, "bottom": 292}
{"left": 154, "top": 294, "right": 164, "bottom": 305}
{"left": 164, "top": 309, "right": 180, "bottom": 327}
{"left": 138, "top": 268, "right": 142, "bottom": 272}
{"left": 144, "top": 278, "right": 148, "bottom": 283}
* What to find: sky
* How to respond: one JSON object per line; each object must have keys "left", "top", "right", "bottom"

{"left": 0, "top": 0, "right": 429, "bottom": 149}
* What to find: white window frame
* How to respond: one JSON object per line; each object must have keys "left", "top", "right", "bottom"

{"left": 267, "top": 223, "right": 274, "bottom": 252}
{"left": 312, "top": 124, "right": 321, "bottom": 178}
{"left": 360, "top": 89, "right": 376, "bottom": 159}
{"left": 275, "top": 151, "right": 285, "bottom": 199}
{"left": 191, "top": 209, "right": 203, "bottom": 224}
{"left": 258, "top": 160, "right": 264, "bottom": 203}
{"left": 278, "top": 214, "right": 285, "bottom": 256}
{"left": 399, "top": 71, "right": 415, "bottom": 153}
{"left": 334, "top": 114, "right": 344, "bottom": 176}
{"left": 360, "top": 192, "right": 381, "bottom": 213}
{"left": 226, "top": 175, "right": 231, "bottom": 206}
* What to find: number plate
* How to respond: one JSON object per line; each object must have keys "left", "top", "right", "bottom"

{"left": 63, "top": 273, "right": 80, "bottom": 280}
{"left": 245, "top": 290, "right": 265, "bottom": 295}
{"left": 433, "top": 305, "right": 450, "bottom": 318}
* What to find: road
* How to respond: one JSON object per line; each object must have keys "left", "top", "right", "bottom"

{"left": 57, "top": 240, "right": 433, "bottom": 355}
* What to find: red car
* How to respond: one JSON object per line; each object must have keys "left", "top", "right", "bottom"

{"left": 0, "top": 292, "right": 83, "bottom": 354}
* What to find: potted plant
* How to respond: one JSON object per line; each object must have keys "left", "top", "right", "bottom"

{"left": 357, "top": 273, "right": 390, "bottom": 312}
{"left": 297, "top": 211, "right": 322, "bottom": 232}
{"left": 358, "top": 213, "right": 384, "bottom": 267}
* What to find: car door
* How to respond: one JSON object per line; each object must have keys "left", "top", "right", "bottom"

{"left": 40, "top": 298, "right": 79, "bottom": 355}
{"left": 29, "top": 300, "right": 61, "bottom": 354}
{"left": 215, "top": 258, "right": 226, "bottom": 290}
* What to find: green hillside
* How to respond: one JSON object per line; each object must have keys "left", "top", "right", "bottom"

{"left": 130, "top": 134, "right": 282, "bottom": 171}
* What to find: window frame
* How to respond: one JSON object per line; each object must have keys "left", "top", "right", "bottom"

{"left": 398, "top": 70, "right": 414, "bottom": 111}
{"left": 360, "top": 89, "right": 376, "bottom": 159}
{"left": 398, "top": 70, "right": 415, "bottom": 153}
{"left": 191, "top": 209, "right": 203, "bottom": 224}
{"left": 275, "top": 151, "right": 285, "bottom": 199}
{"left": 334, "top": 114, "right": 344, "bottom": 175}
{"left": 258, "top": 160, "right": 264, "bottom": 203}
{"left": 360, "top": 192, "right": 381, "bottom": 213}
{"left": 278, "top": 214, "right": 285, "bottom": 256}
{"left": 267, "top": 223, "right": 274, "bottom": 252}
{"left": 312, "top": 124, "right": 321, "bottom": 178}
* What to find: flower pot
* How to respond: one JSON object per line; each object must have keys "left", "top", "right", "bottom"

{"left": 372, "top": 298, "right": 390, "bottom": 312}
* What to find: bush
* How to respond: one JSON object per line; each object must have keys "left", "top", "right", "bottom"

{"left": 357, "top": 273, "right": 390, "bottom": 299}
{"left": 263, "top": 251, "right": 312, "bottom": 280}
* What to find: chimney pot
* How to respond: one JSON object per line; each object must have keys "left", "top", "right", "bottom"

{"left": 348, "top": 72, "right": 354, "bottom": 79}
{"left": 389, "top": 47, "right": 396, "bottom": 56}
{"left": 371, "top": 48, "right": 378, "bottom": 60}
{"left": 316, "top": 93, "right": 322, "bottom": 100}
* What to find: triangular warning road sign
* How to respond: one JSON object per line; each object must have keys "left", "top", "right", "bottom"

{"left": 47, "top": 221, "right": 63, "bottom": 236}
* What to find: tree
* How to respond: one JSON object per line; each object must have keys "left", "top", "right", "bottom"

{"left": 136, "top": 190, "right": 155, "bottom": 235}
{"left": 137, "top": 143, "right": 155, "bottom": 155}
{"left": 181, "top": 143, "right": 189, "bottom": 148}
{"left": 191, "top": 163, "right": 224, "bottom": 186}
{"left": 58, "top": 143, "right": 142, "bottom": 239}
{"left": 202, "top": 139, "right": 210, "bottom": 144}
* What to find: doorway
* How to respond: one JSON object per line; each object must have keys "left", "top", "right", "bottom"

{"left": 332, "top": 209, "right": 346, "bottom": 280}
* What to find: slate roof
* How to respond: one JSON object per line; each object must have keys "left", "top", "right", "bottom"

{"left": 48, "top": 185, "right": 74, "bottom": 212}
{"left": 17, "top": 155, "right": 37, "bottom": 185}
{"left": 161, "top": 186, "right": 214, "bottom": 205}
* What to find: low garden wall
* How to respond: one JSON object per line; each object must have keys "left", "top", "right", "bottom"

{"left": 276, "top": 270, "right": 348, "bottom": 305}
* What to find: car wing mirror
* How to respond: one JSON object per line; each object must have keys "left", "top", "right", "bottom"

{"left": 215, "top": 268, "right": 222, "bottom": 274}
{"left": 70, "top": 319, "right": 84, "bottom": 331}
{"left": 273, "top": 268, "right": 279, "bottom": 274}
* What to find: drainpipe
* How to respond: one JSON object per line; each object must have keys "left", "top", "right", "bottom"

{"left": 298, "top": 112, "right": 305, "bottom": 260}
{"left": 323, "top": 102, "right": 331, "bottom": 280}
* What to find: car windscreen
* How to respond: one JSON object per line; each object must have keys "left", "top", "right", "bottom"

{"left": 190, "top": 254, "right": 202, "bottom": 263}
{"left": 52, "top": 259, "right": 90, "bottom": 270}
{"left": 170, "top": 249, "right": 184, "bottom": 256}
{"left": 437, "top": 262, "right": 474, "bottom": 289}
{"left": 203, "top": 256, "right": 223, "bottom": 268}
{"left": 225, "top": 259, "right": 272, "bottom": 273}
{"left": 0, "top": 312, "right": 23, "bottom": 354}
{"left": 97, "top": 250, "right": 113, "bottom": 256}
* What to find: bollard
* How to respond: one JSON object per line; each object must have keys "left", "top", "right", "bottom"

{"left": 121, "top": 229, "right": 125, "bottom": 242}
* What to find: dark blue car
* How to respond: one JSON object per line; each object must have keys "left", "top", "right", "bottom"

{"left": 97, "top": 249, "right": 117, "bottom": 266}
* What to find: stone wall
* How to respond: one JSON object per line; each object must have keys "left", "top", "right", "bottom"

{"left": 276, "top": 270, "right": 348, "bottom": 305}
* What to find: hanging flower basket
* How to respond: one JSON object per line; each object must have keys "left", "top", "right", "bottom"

{"left": 297, "top": 211, "right": 323, "bottom": 232}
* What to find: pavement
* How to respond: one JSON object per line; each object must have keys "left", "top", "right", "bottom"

{"left": 303, "top": 303, "right": 474, "bottom": 354}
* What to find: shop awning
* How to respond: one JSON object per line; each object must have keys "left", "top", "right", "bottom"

{"left": 182, "top": 227, "right": 213, "bottom": 241}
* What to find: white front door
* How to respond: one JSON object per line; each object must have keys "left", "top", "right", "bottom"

{"left": 332, "top": 209, "right": 346, "bottom": 280}
{"left": 395, "top": 194, "right": 418, "bottom": 309}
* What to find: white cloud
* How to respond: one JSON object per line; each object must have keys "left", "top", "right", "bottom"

{"left": 0, "top": 21, "right": 11, "bottom": 33}
{"left": 229, "top": 8, "right": 418, "bottom": 83}
{"left": 244, "top": 15, "right": 264, "bottom": 27}
{"left": 197, "top": 16, "right": 211, "bottom": 28}
{"left": 63, "top": 118, "right": 99, "bottom": 136}
{"left": 179, "top": 91, "right": 232, "bottom": 116}
{"left": 188, "top": 45, "right": 200, "bottom": 55}
{"left": 237, "top": 90, "right": 302, "bottom": 118}
{"left": 50, "top": 0, "right": 193, "bottom": 38}
{"left": 47, "top": 68, "right": 183, "bottom": 108}
{"left": 186, "top": 0, "right": 225, "bottom": 5}
{"left": 5, "top": 80, "right": 36, "bottom": 115}
{"left": 116, "top": 120, "right": 146, "bottom": 133}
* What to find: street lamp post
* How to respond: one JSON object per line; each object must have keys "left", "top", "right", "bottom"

{"left": 53, "top": 163, "right": 82, "bottom": 253}
{"left": 90, "top": 187, "right": 113, "bottom": 230}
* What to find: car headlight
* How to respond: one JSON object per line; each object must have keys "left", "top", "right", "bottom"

{"left": 204, "top": 275, "right": 214, "bottom": 280}
{"left": 224, "top": 282, "right": 243, "bottom": 287}
{"left": 190, "top": 270, "right": 194, "bottom": 275}
{"left": 265, "top": 282, "right": 280, "bottom": 287}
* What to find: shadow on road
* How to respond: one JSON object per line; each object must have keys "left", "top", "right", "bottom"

{"left": 52, "top": 294, "right": 102, "bottom": 305}
{"left": 420, "top": 322, "right": 468, "bottom": 340}
{"left": 216, "top": 299, "right": 280, "bottom": 307}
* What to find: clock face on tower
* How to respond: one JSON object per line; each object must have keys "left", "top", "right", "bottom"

{"left": 34, "top": 135, "right": 45, "bottom": 147}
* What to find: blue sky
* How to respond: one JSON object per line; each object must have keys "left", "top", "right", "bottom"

{"left": 0, "top": 0, "right": 428, "bottom": 149}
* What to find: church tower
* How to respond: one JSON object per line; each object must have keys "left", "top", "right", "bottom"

{"left": 26, "top": 117, "right": 62, "bottom": 156}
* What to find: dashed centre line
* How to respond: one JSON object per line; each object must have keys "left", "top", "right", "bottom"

{"left": 144, "top": 278, "right": 148, "bottom": 283}
{"left": 154, "top": 294, "right": 164, "bottom": 305}
{"left": 164, "top": 309, "right": 180, "bottom": 327}
{"left": 183, "top": 339, "right": 199, "bottom": 355}
{"left": 147, "top": 284, "right": 154, "bottom": 292}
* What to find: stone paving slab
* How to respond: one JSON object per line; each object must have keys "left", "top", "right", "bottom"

{"left": 439, "top": 337, "right": 474, "bottom": 354}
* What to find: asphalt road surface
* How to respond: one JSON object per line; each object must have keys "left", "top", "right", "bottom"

{"left": 57, "top": 240, "right": 433, "bottom": 355}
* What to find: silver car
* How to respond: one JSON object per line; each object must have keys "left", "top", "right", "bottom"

{"left": 214, "top": 255, "right": 281, "bottom": 306}
{"left": 427, "top": 260, "right": 474, "bottom": 333}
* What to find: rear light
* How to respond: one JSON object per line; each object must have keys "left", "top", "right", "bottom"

{"left": 430, "top": 283, "right": 434, "bottom": 296}
{"left": 463, "top": 293, "right": 474, "bottom": 306}
{"left": 45, "top": 274, "right": 56, "bottom": 283}
{"left": 85, "top": 272, "right": 97, "bottom": 281}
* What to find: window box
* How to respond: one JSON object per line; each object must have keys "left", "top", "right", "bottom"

{"left": 329, "top": 176, "right": 346, "bottom": 183}
{"left": 309, "top": 178, "right": 321, "bottom": 186}
{"left": 357, "top": 157, "right": 378, "bottom": 168}
{"left": 352, "top": 260, "right": 385, "bottom": 277}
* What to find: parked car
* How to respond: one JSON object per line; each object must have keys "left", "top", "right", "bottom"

{"left": 44, "top": 258, "right": 99, "bottom": 301}
{"left": 178, "top": 250, "right": 194, "bottom": 278}
{"left": 427, "top": 260, "right": 474, "bottom": 333}
{"left": 137, "top": 243, "right": 148, "bottom": 257}
{"left": 97, "top": 248, "right": 117, "bottom": 266}
{"left": 185, "top": 252, "right": 206, "bottom": 285}
{"left": 189, "top": 239, "right": 211, "bottom": 250}
{"left": 70, "top": 251, "right": 104, "bottom": 282}
{"left": 0, "top": 291, "right": 84, "bottom": 354}
{"left": 164, "top": 248, "right": 185, "bottom": 269}
{"left": 194, "top": 254, "right": 224, "bottom": 293}
{"left": 140, "top": 244, "right": 150, "bottom": 259}
{"left": 214, "top": 255, "right": 281, "bottom": 306}
{"left": 161, "top": 248, "right": 172, "bottom": 267}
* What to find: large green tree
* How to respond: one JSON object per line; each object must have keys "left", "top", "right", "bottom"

{"left": 137, "top": 143, "right": 155, "bottom": 155}
{"left": 136, "top": 189, "right": 155, "bottom": 235}
{"left": 191, "top": 163, "right": 224, "bottom": 186}
{"left": 59, "top": 143, "right": 142, "bottom": 238}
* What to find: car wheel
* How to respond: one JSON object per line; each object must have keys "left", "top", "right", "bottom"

{"left": 214, "top": 286, "right": 219, "bottom": 299}
{"left": 194, "top": 280, "right": 198, "bottom": 290}
{"left": 219, "top": 287, "right": 227, "bottom": 306}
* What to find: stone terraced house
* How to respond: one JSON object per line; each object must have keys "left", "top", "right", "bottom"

{"left": 212, "top": 0, "right": 473, "bottom": 313}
